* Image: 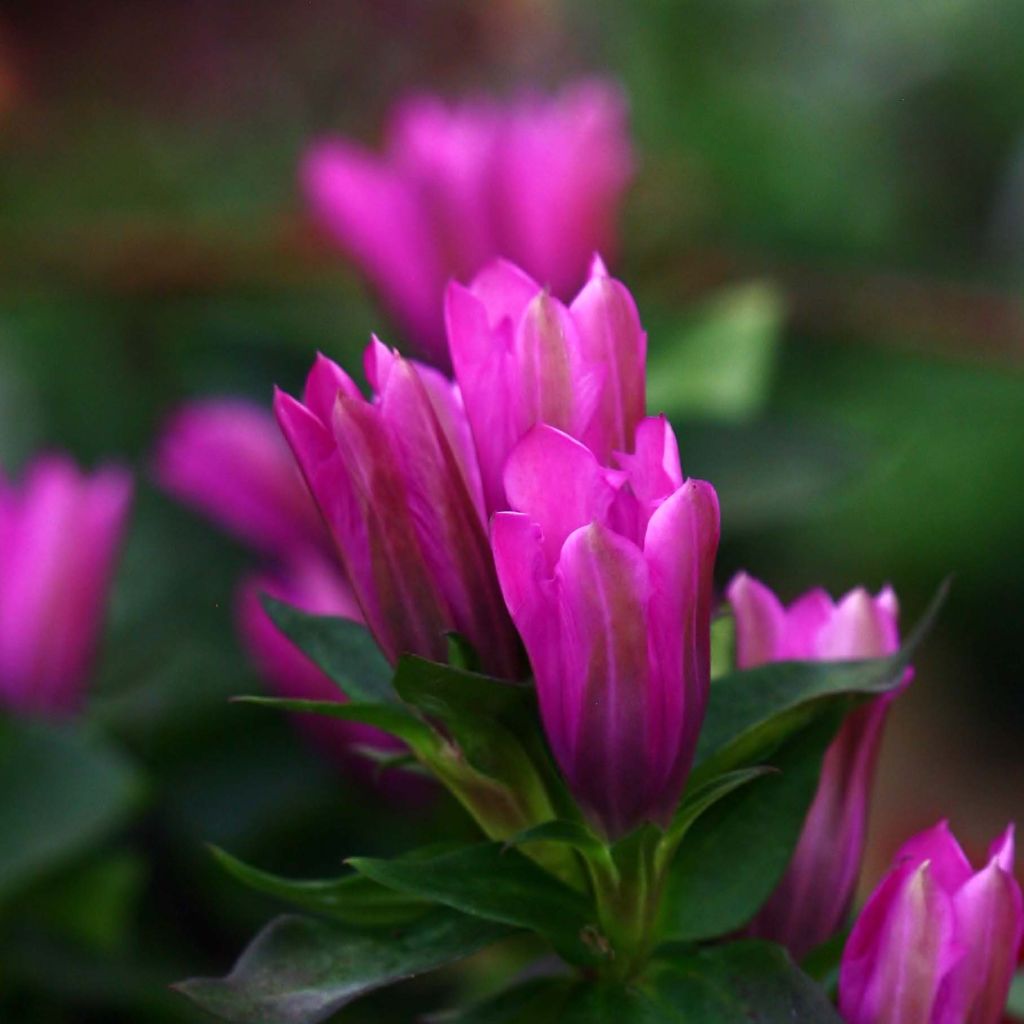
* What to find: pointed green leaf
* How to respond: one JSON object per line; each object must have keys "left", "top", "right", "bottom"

{"left": 505, "top": 820, "right": 607, "bottom": 861}
{"left": 348, "top": 843, "right": 605, "bottom": 967}
{"left": 260, "top": 596, "right": 394, "bottom": 704}
{"left": 232, "top": 697, "right": 438, "bottom": 756}
{"left": 176, "top": 909, "right": 512, "bottom": 1024}
{"left": 210, "top": 846, "right": 427, "bottom": 926}
{"left": 392, "top": 655, "right": 531, "bottom": 722}
{"left": 693, "top": 580, "right": 947, "bottom": 783}
{"left": 0, "top": 719, "right": 143, "bottom": 900}
{"left": 660, "top": 714, "right": 840, "bottom": 943}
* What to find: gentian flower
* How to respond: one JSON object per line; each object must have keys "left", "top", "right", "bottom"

{"left": 445, "top": 255, "right": 646, "bottom": 513}
{"left": 491, "top": 419, "right": 719, "bottom": 840}
{"left": 840, "top": 820, "right": 1023, "bottom": 1024}
{"left": 155, "top": 398, "right": 330, "bottom": 561}
{"left": 0, "top": 455, "right": 132, "bottom": 716}
{"left": 302, "top": 80, "right": 633, "bottom": 368}
{"left": 728, "top": 573, "right": 903, "bottom": 958}
{"left": 275, "top": 341, "right": 523, "bottom": 678}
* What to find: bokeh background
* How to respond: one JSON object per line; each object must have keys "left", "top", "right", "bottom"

{"left": 1, "top": 1, "right": 1022, "bottom": 1020}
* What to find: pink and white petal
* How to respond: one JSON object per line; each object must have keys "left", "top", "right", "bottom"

{"left": 726, "top": 572, "right": 787, "bottom": 669}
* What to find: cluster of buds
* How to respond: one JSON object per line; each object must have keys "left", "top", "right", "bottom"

{"left": 0, "top": 455, "right": 131, "bottom": 716}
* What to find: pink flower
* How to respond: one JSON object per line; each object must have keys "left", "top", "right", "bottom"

{"left": 840, "top": 821, "right": 1023, "bottom": 1024}
{"left": 302, "top": 80, "right": 633, "bottom": 368}
{"left": 491, "top": 419, "right": 719, "bottom": 839}
{"left": 154, "top": 399, "right": 329, "bottom": 561}
{"left": 728, "top": 573, "right": 903, "bottom": 959}
{"left": 445, "top": 255, "right": 647, "bottom": 514}
{"left": 0, "top": 455, "right": 132, "bottom": 715}
{"left": 275, "top": 342, "right": 523, "bottom": 678}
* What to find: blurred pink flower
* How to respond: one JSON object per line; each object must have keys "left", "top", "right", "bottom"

{"left": 728, "top": 573, "right": 904, "bottom": 959}
{"left": 840, "top": 821, "right": 1023, "bottom": 1024}
{"left": 302, "top": 79, "right": 633, "bottom": 368}
{"left": 154, "top": 398, "right": 330, "bottom": 561}
{"left": 0, "top": 455, "right": 132, "bottom": 716}
{"left": 492, "top": 419, "right": 719, "bottom": 839}
{"left": 446, "top": 255, "right": 646, "bottom": 514}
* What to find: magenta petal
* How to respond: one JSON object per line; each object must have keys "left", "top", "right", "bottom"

{"left": 301, "top": 142, "right": 448, "bottom": 366}
{"left": 555, "top": 521, "right": 652, "bottom": 840}
{"left": 155, "top": 398, "right": 329, "bottom": 560}
{"left": 816, "top": 587, "right": 900, "bottom": 660}
{"left": 464, "top": 258, "right": 541, "bottom": 328}
{"left": 503, "top": 425, "right": 618, "bottom": 568}
{"left": 840, "top": 860, "right": 960, "bottom": 1024}
{"left": 895, "top": 820, "right": 974, "bottom": 894}
{"left": 570, "top": 269, "right": 647, "bottom": 461}
{"left": 726, "top": 572, "right": 787, "bottom": 668}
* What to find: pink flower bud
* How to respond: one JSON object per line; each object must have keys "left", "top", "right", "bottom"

{"left": 491, "top": 419, "right": 719, "bottom": 840}
{"left": 728, "top": 573, "right": 903, "bottom": 958}
{"left": 301, "top": 80, "right": 633, "bottom": 368}
{"left": 840, "top": 821, "right": 1023, "bottom": 1024}
{"left": 154, "top": 399, "right": 330, "bottom": 561}
{"left": 275, "top": 346, "right": 523, "bottom": 678}
{"left": 446, "top": 255, "right": 646, "bottom": 513}
{"left": 0, "top": 455, "right": 132, "bottom": 715}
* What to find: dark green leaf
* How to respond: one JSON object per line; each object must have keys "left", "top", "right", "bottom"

{"left": 450, "top": 978, "right": 576, "bottom": 1024}
{"left": 210, "top": 846, "right": 428, "bottom": 925}
{"left": 659, "top": 715, "right": 840, "bottom": 943}
{"left": 176, "top": 909, "right": 512, "bottom": 1024}
{"left": 801, "top": 928, "right": 848, "bottom": 996}
{"left": 560, "top": 982, "right": 665, "bottom": 1023}
{"left": 232, "top": 696, "right": 438, "bottom": 755}
{"left": 641, "top": 940, "right": 843, "bottom": 1023}
{"left": 1006, "top": 969, "right": 1024, "bottom": 1019}
{"left": 660, "top": 766, "right": 777, "bottom": 857}
{"left": 260, "top": 595, "right": 395, "bottom": 704}
{"left": 505, "top": 820, "right": 607, "bottom": 861}
{"left": 0, "top": 718, "right": 143, "bottom": 900}
{"left": 348, "top": 843, "right": 605, "bottom": 967}
{"left": 392, "top": 655, "right": 531, "bottom": 723}
{"left": 693, "top": 580, "right": 947, "bottom": 783}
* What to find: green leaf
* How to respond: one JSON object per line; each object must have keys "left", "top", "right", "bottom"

{"left": 710, "top": 612, "right": 735, "bottom": 681}
{"left": 0, "top": 718, "right": 143, "bottom": 901}
{"left": 176, "top": 909, "right": 512, "bottom": 1024}
{"left": 210, "top": 846, "right": 428, "bottom": 926}
{"left": 641, "top": 940, "right": 843, "bottom": 1022}
{"left": 451, "top": 978, "right": 576, "bottom": 1024}
{"left": 392, "top": 655, "right": 531, "bottom": 724}
{"left": 232, "top": 696, "right": 439, "bottom": 756}
{"left": 505, "top": 820, "right": 607, "bottom": 861}
{"left": 260, "top": 595, "right": 395, "bottom": 704}
{"left": 1007, "top": 969, "right": 1024, "bottom": 1020}
{"left": 348, "top": 843, "right": 605, "bottom": 967}
{"left": 659, "top": 714, "right": 840, "bottom": 943}
{"left": 660, "top": 766, "right": 777, "bottom": 860}
{"left": 646, "top": 283, "right": 783, "bottom": 422}
{"left": 693, "top": 580, "right": 947, "bottom": 783}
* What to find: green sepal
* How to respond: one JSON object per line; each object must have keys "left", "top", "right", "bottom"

{"left": 260, "top": 595, "right": 395, "bottom": 704}
{"left": 348, "top": 842, "right": 607, "bottom": 968}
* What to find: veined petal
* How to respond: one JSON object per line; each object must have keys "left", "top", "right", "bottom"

{"left": 556, "top": 521, "right": 652, "bottom": 840}
{"left": 571, "top": 267, "right": 646, "bottom": 461}
{"left": 503, "top": 425, "right": 618, "bottom": 568}
{"left": 841, "top": 860, "right": 961, "bottom": 1024}
{"left": 644, "top": 478, "right": 720, "bottom": 820}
